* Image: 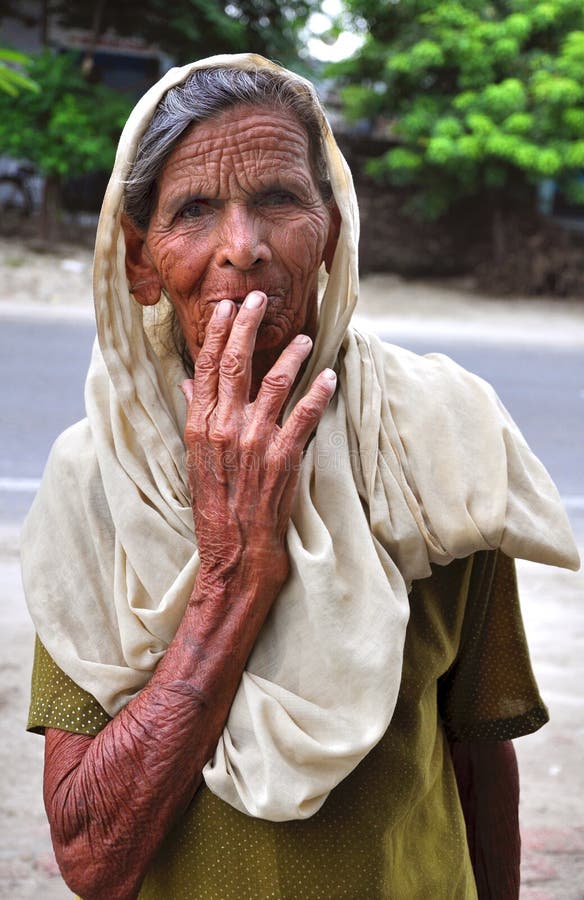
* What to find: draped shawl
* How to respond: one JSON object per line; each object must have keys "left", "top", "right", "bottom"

{"left": 22, "top": 54, "right": 579, "bottom": 822}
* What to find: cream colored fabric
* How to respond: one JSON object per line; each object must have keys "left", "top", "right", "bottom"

{"left": 22, "top": 55, "right": 579, "bottom": 822}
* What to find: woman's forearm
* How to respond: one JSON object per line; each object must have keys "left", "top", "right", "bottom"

{"left": 450, "top": 740, "right": 521, "bottom": 899}
{"left": 44, "top": 548, "right": 284, "bottom": 900}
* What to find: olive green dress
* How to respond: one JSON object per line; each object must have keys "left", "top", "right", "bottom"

{"left": 28, "top": 551, "right": 547, "bottom": 899}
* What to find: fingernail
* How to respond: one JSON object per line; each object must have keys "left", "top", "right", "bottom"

{"left": 292, "top": 334, "right": 311, "bottom": 345}
{"left": 217, "top": 299, "right": 233, "bottom": 319}
{"left": 244, "top": 291, "right": 265, "bottom": 309}
{"left": 323, "top": 369, "right": 337, "bottom": 382}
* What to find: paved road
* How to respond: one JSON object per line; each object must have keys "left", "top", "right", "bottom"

{"left": 0, "top": 318, "right": 95, "bottom": 523}
{"left": 1, "top": 317, "right": 582, "bottom": 539}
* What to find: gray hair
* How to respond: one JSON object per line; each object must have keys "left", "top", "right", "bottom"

{"left": 124, "top": 66, "right": 333, "bottom": 230}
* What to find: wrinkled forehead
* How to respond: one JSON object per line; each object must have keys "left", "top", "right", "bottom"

{"left": 158, "top": 104, "right": 318, "bottom": 194}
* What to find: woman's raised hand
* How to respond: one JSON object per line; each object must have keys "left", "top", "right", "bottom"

{"left": 181, "top": 290, "right": 336, "bottom": 592}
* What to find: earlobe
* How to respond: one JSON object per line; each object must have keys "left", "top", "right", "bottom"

{"left": 323, "top": 203, "right": 341, "bottom": 274}
{"left": 121, "top": 213, "right": 162, "bottom": 306}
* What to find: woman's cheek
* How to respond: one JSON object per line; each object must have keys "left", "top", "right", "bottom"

{"left": 288, "top": 217, "right": 327, "bottom": 271}
{"left": 158, "top": 233, "right": 209, "bottom": 296}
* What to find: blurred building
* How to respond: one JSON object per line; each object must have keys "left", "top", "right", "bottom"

{"left": 1, "top": 1, "right": 171, "bottom": 216}
{"left": 1, "top": 1, "right": 170, "bottom": 96}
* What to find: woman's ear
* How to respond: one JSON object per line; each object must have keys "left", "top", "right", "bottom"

{"left": 323, "top": 202, "right": 341, "bottom": 273}
{"left": 121, "top": 213, "right": 162, "bottom": 306}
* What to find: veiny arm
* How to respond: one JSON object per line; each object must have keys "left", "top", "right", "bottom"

{"left": 44, "top": 557, "right": 282, "bottom": 900}
{"left": 43, "top": 292, "right": 336, "bottom": 899}
{"left": 450, "top": 740, "right": 521, "bottom": 900}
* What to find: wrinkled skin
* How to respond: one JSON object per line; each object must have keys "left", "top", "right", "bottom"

{"left": 181, "top": 292, "right": 337, "bottom": 595}
{"left": 123, "top": 104, "right": 339, "bottom": 397}
{"left": 43, "top": 103, "right": 339, "bottom": 899}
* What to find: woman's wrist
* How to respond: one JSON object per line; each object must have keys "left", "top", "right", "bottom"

{"left": 195, "top": 535, "right": 288, "bottom": 602}
{"left": 191, "top": 544, "right": 287, "bottom": 641}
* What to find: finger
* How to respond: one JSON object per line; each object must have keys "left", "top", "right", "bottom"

{"left": 268, "top": 370, "right": 337, "bottom": 523}
{"left": 191, "top": 299, "right": 235, "bottom": 418}
{"left": 248, "top": 334, "right": 313, "bottom": 436}
{"left": 275, "top": 368, "right": 337, "bottom": 457}
{"left": 216, "top": 291, "right": 266, "bottom": 408}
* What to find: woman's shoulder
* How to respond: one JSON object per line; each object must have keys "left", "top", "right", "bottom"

{"left": 347, "top": 327, "right": 500, "bottom": 418}
{"left": 380, "top": 334, "right": 492, "bottom": 393}
{"left": 47, "top": 417, "right": 98, "bottom": 480}
{"left": 29, "top": 417, "right": 106, "bottom": 521}
{"left": 342, "top": 327, "right": 578, "bottom": 571}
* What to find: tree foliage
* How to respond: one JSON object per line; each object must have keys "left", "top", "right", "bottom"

{"left": 0, "top": 49, "right": 131, "bottom": 178}
{"left": 330, "top": 0, "right": 584, "bottom": 218}
{"left": 0, "top": 49, "right": 132, "bottom": 241}
{"left": 0, "top": 47, "right": 39, "bottom": 95}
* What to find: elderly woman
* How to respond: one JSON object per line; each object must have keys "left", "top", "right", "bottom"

{"left": 23, "top": 55, "right": 578, "bottom": 899}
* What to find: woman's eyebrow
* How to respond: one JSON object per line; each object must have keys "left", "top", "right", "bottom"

{"left": 250, "top": 177, "right": 312, "bottom": 198}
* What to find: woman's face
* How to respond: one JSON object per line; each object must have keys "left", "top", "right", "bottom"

{"left": 124, "top": 103, "right": 338, "bottom": 369}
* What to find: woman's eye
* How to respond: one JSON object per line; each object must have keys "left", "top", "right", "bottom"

{"left": 260, "top": 191, "right": 297, "bottom": 208}
{"left": 179, "top": 201, "right": 207, "bottom": 219}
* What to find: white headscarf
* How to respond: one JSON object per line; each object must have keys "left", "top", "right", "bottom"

{"left": 22, "top": 54, "right": 579, "bottom": 822}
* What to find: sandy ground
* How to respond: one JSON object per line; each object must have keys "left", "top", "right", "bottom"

{"left": 0, "top": 237, "right": 583, "bottom": 898}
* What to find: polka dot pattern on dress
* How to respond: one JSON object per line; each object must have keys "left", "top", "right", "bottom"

{"left": 27, "top": 638, "right": 110, "bottom": 735}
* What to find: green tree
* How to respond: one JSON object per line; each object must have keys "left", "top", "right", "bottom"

{"left": 0, "top": 50, "right": 132, "bottom": 241}
{"left": 330, "top": 0, "right": 584, "bottom": 253}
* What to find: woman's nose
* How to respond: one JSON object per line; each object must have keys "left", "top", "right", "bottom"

{"left": 215, "top": 205, "right": 272, "bottom": 270}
